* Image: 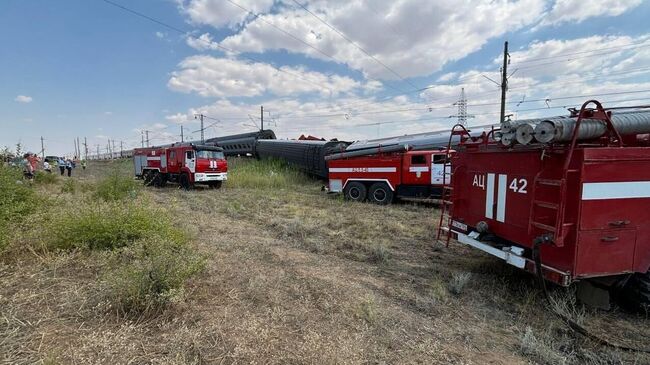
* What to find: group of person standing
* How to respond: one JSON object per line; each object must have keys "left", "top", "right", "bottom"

{"left": 21, "top": 154, "right": 86, "bottom": 179}
{"left": 55, "top": 157, "right": 75, "bottom": 177}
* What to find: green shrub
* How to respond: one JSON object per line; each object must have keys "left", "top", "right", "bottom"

{"left": 34, "top": 171, "right": 58, "bottom": 185}
{"left": 61, "top": 179, "right": 76, "bottom": 194}
{"left": 46, "top": 203, "right": 186, "bottom": 251}
{"left": 93, "top": 170, "right": 139, "bottom": 202}
{"left": 0, "top": 166, "right": 38, "bottom": 250}
{"left": 106, "top": 238, "right": 205, "bottom": 316}
{"left": 227, "top": 157, "right": 314, "bottom": 189}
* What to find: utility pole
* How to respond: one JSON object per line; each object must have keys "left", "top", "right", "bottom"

{"left": 96, "top": 144, "right": 100, "bottom": 160}
{"left": 111, "top": 140, "right": 116, "bottom": 159}
{"left": 120, "top": 141, "right": 123, "bottom": 158}
{"left": 260, "top": 105, "right": 264, "bottom": 131}
{"left": 195, "top": 114, "right": 205, "bottom": 143}
{"left": 77, "top": 137, "right": 80, "bottom": 159}
{"left": 107, "top": 139, "right": 112, "bottom": 159}
{"left": 83, "top": 137, "right": 88, "bottom": 161}
{"left": 40, "top": 136, "right": 45, "bottom": 161}
{"left": 180, "top": 125, "right": 184, "bottom": 142}
{"left": 145, "top": 131, "right": 150, "bottom": 147}
{"left": 500, "top": 41, "right": 510, "bottom": 125}
{"left": 141, "top": 131, "right": 145, "bottom": 147}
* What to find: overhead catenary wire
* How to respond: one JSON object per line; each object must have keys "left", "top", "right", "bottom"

{"left": 291, "top": 0, "right": 421, "bottom": 91}
{"left": 512, "top": 39, "right": 650, "bottom": 65}
{"left": 270, "top": 89, "right": 650, "bottom": 120}
{"left": 224, "top": 0, "right": 405, "bottom": 95}
{"left": 511, "top": 43, "right": 650, "bottom": 72}
{"left": 272, "top": 96, "right": 650, "bottom": 134}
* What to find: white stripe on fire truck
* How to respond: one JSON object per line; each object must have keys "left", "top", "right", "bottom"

{"left": 147, "top": 156, "right": 161, "bottom": 161}
{"left": 582, "top": 181, "right": 650, "bottom": 200}
{"left": 485, "top": 173, "right": 495, "bottom": 219}
{"left": 496, "top": 174, "right": 508, "bottom": 222}
{"left": 408, "top": 167, "right": 429, "bottom": 173}
{"left": 328, "top": 167, "right": 397, "bottom": 173}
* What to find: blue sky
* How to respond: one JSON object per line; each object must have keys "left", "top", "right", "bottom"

{"left": 2, "top": 0, "right": 649, "bottom": 156}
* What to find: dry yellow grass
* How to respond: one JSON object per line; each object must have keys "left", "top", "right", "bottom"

{"left": 1, "top": 159, "right": 649, "bottom": 364}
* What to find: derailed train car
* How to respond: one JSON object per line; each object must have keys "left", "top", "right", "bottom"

{"left": 206, "top": 130, "right": 276, "bottom": 156}
{"left": 256, "top": 139, "right": 350, "bottom": 179}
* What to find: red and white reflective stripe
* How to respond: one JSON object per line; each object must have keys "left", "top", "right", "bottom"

{"left": 485, "top": 173, "right": 495, "bottom": 219}
{"left": 582, "top": 181, "right": 650, "bottom": 200}
{"left": 497, "top": 174, "right": 508, "bottom": 222}
{"left": 485, "top": 173, "right": 507, "bottom": 223}
{"left": 329, "top": 167, "right": 397, "bottom": 173}
{"left": 147, "top": 156, "right": 161, "bottom": 161}
{"left": 209, "top": 160, "right": 217, "bottom": 168}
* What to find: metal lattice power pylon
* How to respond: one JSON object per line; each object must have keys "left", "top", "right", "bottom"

{"left": 451, "top": 88, "right": 474, "bottom": 126}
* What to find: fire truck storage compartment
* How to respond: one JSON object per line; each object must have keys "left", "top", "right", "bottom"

{"left": 134, "top": 154, "right": 147, "bottom": 176}
{"left": 451, "top": 145, "right": 650, "bottom": 280}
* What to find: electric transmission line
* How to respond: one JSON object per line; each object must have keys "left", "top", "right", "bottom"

{"left": 291, "top": 0, "right": 420, "bottom": 91}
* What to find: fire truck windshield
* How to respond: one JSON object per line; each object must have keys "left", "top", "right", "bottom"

{"left": 196, "top": 150, "right": 225, "bottom": 159}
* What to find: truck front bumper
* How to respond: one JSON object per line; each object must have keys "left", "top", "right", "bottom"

{"left": 194, "top": 172, "right": 227, "bottom": 182}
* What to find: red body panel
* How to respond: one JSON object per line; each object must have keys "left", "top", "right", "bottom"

{"left": 450, "top": 145, "right": 650, "bottom": 280}
{"left": 327, "top": 150, "right": 448, "bottom": 194}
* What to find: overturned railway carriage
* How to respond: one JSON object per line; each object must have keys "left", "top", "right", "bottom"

{"left": 256, "top": 139, "right": 349, "bottom": 178}
{"left": 206, "top": 129, "right": 276, "bottom": 156}
{"left": 440, "top": 101, "right": 650, "bottom": 309}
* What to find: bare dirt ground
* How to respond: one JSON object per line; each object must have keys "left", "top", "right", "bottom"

{"left": 2, "top": 160, "right": 650, "bottom": 364}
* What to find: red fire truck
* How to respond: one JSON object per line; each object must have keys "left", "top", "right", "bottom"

{"left": 327, "top": 149, "right": 450, "bottom": 204}
{"left": 438, "top": 101, "right": 650, "bottom": 310}
{"left": 133, "top": 143, "right": 227, "bottom": 189}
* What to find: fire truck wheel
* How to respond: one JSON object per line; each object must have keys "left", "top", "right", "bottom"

{"left": 209, "top": 181, "right": 222, "bottom": 189}
{"left": 143, "top": 170, "right": 153, "bottom": 186}
{"left": 621, "top": 271, "right": 650, "bottom": 312}
{"left": 368, "top": 182, "right": 394, "bottom": 205}
{"left": 152, "top": 172, "right": 163, "bottom": 188}
{"left": 343, "top": 181, "right": 367, "bottom": 202}
{"left": 179, "top": 173, "right": 193, "bottom": 190}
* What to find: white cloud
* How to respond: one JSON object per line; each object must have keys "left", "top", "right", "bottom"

{"left": 104, "top": 111, "right": 113, "bottom": 116}
{"left": 504, "top": 35, "right": 650, "bottom": 79}
{"left": 538, "top": 0, "right": 642, "bottom": 27}
{"left": 155, "top": 31, "right": 165, "bottom": 39}
{"left": 177, "top": 0, "right": 274, "bottom": 29}
{"left": 186, "top": 33, "right": 221, "bottom": 51}
{"left": 166, "top": 33, "right": 650, "bottom": 142}
{"left": 211, "top": 0, "right": 545, "bottom": 79}
{"left": 168, "top": 55, "right": 368, "bottom": 97}
{"left": 15, "top": 95, "right": 32, "bottom": 103}
{"left": 165, "top": 113, "right": 194, "bottom": 124}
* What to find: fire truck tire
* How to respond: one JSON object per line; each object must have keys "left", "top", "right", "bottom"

{"left": 179, "top": 173, "right": 193, "bottom": 190}
{"left": 209, "top": 181, "right": 222, "bottom": 189}
{"left": 143, "top": 170, "right": 154, "bottom": 186}
{"left": 343, "top": 182, "right": 367, "bottom": 202}
{"left": 152, "top": 172, "right": 163, "bottom": 188}
{"left": 621, "top": 271, "right": 650, "bottom": 312}
{"left": 368, "top": 182, "right": 394, "bottom": 205}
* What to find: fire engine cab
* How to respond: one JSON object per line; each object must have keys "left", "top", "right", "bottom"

{"left": 326, "top": 149, "right": 450, "bottom": 204}
{"left": 133, "top": 143, "right": 227, "bottom": 189}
